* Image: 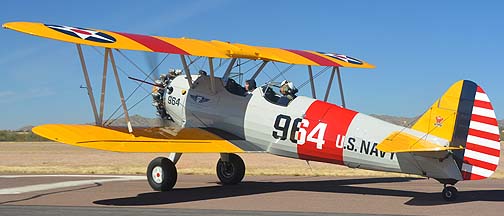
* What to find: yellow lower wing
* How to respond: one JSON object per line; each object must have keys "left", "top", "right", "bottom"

{"left": 32, "top": 124, "right": 244, "bottom": 153}
{"left": 377, "top": 131, "right": 464, "bottom": 153}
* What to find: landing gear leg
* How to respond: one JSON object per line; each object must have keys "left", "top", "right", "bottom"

{"left": 168, "top": 153, "right": 182, "bottom": 164}
{"left": 147, "top": 157, "right": 177, "bottom": 191}
{"left": 442, "top": 184, "right": 458, "bottom": 201}
{"left": 216, "top": 153, "right": 245, "bottom": 185}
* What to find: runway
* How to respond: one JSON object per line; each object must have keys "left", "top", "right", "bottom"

{"left": 1, "top": 175, "right": 503, "bottom": 216}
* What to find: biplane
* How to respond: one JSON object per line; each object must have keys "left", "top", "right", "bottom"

{"left": 3, "top": 21, "right": 500, "bottom": 201}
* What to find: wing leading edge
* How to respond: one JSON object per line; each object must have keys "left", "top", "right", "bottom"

{"left": 32, "top": 124, "right": 250, "bottom": 153}
{"left": 3, "top": 21, "right": 374, "bottom": 68}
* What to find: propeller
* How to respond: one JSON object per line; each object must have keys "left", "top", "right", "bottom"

{"left": 144, "top": 52, "right": 160, "bottom": 81}
{"left": 143, "top": 52, "right": 173, "bottom": 127}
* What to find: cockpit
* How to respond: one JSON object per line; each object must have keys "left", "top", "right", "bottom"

{"left": 260, "top": 82, "right": 297, "bottom": 107}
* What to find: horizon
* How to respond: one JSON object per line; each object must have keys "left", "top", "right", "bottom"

{"left": 1, "top": 1, "right": 503, "bottom": 129}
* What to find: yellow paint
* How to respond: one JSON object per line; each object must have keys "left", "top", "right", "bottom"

{"left": 32, "top": 124, "right": 244, "bottom": 153}
{"left": 411, "top": 80, "right": 464, "bottom": 141}
{"left": 3, "top": 21, "right": 375, "bottom": 68}
{"left": 377, "top": 131, "right": 464, "bottom": 153}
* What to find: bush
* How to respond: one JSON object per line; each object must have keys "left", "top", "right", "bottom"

{"left": 0, "top": 130, "right": 49, "bottom": 142}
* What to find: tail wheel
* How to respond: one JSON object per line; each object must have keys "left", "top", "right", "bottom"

{"left": 216, "top": 153, "right": 245, "bottom": 185}
{"left": 442, "top": 186, "right": 458, "bottom": 201}
{"left": 147, "top": 157, "right": 177, "bottom": 191}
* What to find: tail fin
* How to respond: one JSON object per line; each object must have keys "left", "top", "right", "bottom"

{"left": 412, "top": 80, "right": 500, "bottom": 180}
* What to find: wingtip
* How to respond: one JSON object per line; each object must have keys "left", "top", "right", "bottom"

{"left": 2, "top": 22, "right": 11, "bottom": 29}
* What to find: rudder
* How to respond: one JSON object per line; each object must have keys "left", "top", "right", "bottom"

{"left": 411, "top": 80, "right": 500, "bottom": 180}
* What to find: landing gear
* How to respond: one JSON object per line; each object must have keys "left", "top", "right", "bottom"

{"left": 216, "top": 153, "right": 245, "bottom": 185}
{"left": 442, "top": 185, "right": 458, "bottom": 201}
{"left": 147, "top": 157, "right": 177, "bottom": 191}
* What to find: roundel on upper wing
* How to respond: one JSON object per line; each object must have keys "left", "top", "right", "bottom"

{"left": 44, "top": 24, "right": 116, "bottom": 43}
{"left": 318, "top": 52, "right": 363, "bottom": 65}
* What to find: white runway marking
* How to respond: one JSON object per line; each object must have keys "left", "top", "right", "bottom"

{"left": 0, "top": 175, "right": 145, "bottom": 195}
{"left": 0, "top": 174, "right": 145, "bottom": 178}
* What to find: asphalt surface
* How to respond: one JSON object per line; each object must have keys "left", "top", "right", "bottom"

{"left": 1, "top": 174, "right": 503, "bottom": 216}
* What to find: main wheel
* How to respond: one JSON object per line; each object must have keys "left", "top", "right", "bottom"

{"left": 442, "top": 186, "right": 458, "bottom": 201}
{"left": 216, "top": 153, "right": 245, "bottom": 185}
{"left": 147, "top": 157, "right": 177, "bottom": 191}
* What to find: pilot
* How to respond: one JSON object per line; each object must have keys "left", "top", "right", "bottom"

{"left": 277, "top": 80, "right": 297, "bottom": 106}
{"left": 198, "top": 70, "right": 208, "bottom": 76}
{"left": 244, "top": 79, "right": 256, "bottom": 94}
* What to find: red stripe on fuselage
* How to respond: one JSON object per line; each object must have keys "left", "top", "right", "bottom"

{"left": 285, "top": 49, "right": 341, "bottom": 66}
{"left": 297, "top": 100, "right": 357, "bottom": 165}
{"left": 113, "top": 32, "right": 189, "bottom": 54}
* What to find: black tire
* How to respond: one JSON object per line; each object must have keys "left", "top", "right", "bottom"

{"left": 216, "top": 153, "right": 245, "bottom": 185}
{"left": 147, "top": 157, "right": 177, "bottom": 191}
{"left": 442, "top": 186, "right": 458, "bottom": 201}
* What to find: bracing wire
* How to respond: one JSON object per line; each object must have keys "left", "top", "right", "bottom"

{"left": 105, "top": 93, "right": 152, "bottom": 126}
{"left": 103, "top": 50, "right": 169, "bottom": 125}
{"left": 268, "top": 62, "right": 294, "bottom": 82}
{"left": 297, "top": 66, "right": 330, "bottom": 90}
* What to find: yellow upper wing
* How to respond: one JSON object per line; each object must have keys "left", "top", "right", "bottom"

{"left": 32, "top": 124, "right": 246, "bottom": 153}
{"left": 3, "top": 21, "right": 374, "bottom": 68}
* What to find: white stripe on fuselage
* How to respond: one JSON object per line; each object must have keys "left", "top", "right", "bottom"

{"left": 342, "top": 113, "right": 402, "bottom": 172}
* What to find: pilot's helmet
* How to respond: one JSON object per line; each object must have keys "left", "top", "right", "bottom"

{"left": 280, "top": 80, "right": 298, "bottom": 94}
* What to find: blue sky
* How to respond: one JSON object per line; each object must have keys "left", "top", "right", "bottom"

{"left": 1, "top": 1, "right": 502, "bottom": 129}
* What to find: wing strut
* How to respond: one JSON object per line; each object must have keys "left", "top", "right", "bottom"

{"left": 76, "top": 44, "right": 100, "bottom": 125}
{"left": 180, "top": 55, "right": 193, "bottom": 88}
{"left": 324, "top": 67, "right": 336, "bottom": 102}
{"left": 109, "top": 49, "right": 133, "bottom": 133}
{"left": 323, "top": 67, "right": 346, "bottom": 108}
{"left": 250, "top": 61, "right": 268, "bottom": 80}
{"left": 336, "top": 67, "right": 346, "bottom": 108}
{"left": 308, "top": 66, "right": 316, "bottom": 99}
{"left": 208, "top": 57, "right": 216, "bottom": 94}
{"left": 222, "top": 58, "right": 237, "bottom": 81}
{"left": 98, "top": 48, "right": 110, "bottom": 125}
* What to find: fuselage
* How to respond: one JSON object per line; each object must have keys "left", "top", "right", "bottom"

{"left": 164, "top": 74, "right": 462, "bottom": 181}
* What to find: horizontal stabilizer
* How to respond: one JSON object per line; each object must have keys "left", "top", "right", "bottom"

{"left": 32, "top": 124, "right": 246, "bottom": 153}
{"left": 377, "top": 131, "right": 464, "bottom": 153}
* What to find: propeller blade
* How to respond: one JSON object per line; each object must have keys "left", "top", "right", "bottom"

{"left": 144, "top": 52, "right": 160, "bottom": 80}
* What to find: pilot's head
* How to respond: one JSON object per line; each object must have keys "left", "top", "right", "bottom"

{"left": 245, "top": 79, "right": 256, "bottom": 91}
{"left": 280, "top": 80, "right": 297, "bottom": 95}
